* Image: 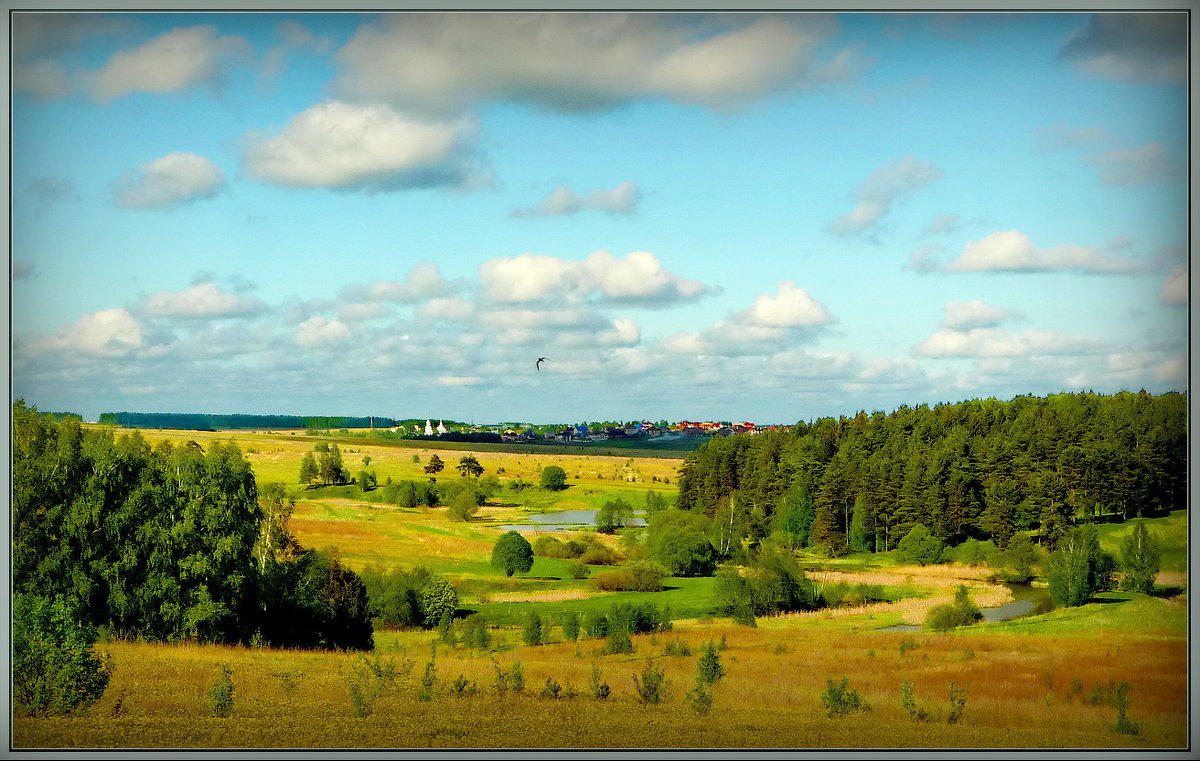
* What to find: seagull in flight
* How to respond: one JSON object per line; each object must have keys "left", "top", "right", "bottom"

{"left": 536, "top": 357, "right": 549, "bottom": 371}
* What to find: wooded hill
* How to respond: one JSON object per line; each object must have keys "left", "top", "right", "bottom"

{"left": 675, "top": 391, "right": 1187, "bottom": 555}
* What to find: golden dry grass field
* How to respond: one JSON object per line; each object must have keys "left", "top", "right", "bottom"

{"left": 17, "top": 426, "right": 1189, "bottom": 751}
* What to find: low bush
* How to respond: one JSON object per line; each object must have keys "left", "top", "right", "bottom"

{"left": 821, "top": 676, "right": 870, "bottom": 718}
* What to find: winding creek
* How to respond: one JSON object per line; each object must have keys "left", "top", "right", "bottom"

{"left": 498, "top": 509, "right": 1055, "bottom": 629}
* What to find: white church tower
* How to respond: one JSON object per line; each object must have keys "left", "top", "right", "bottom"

{"left": 424, "top": 419, "right": 433, "bottom": 436}
{"left": 437, "top": 420, "right": 447, "bottom": 435}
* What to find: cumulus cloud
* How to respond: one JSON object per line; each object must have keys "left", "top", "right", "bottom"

{"left": 828, "top": 155, "right": 940, "bottom": 238}
{"left": 740, "top": 281, "right": 832, "bottom": 327}
{"left": 114, "top": 152, "right": 226, "bottom": 209}
{"left": 913, "top": 326, "right": 1108, "bottom": 359}
{"left": 294, "top": 316, "right": 351, "bottom": 347}
{"left": 331, "top": 13, "right": 857, "bottom": 114}
{"left": 342, "top": 262, "right": 452, "bottom": 304}
{"left": 88, "top": 25, "right": 250, "bottom": 101}
{"left": 943, "top": 230, "right": 1147, "bottom": 274}
{"left": 141, "top": 281, "right": 264, "bottom": 319}
{"left": 241, "top": 101, "right": 482, "bottom": 192}
{"left": 940, "top": 300, "right": 1019, "bottom": 330}
{"left": 40, "top": 308, "right": 145, "bottom": 357}
{"left": 513, "top": 180, "right": 641, "bottom": 217}
{"left": 480, "top": 250, "right": 712, "bottom": 306}
{"left": 660, "top": 280, "right": 833, "bottom": 356}
{"left": 1161, "top": 265, "right": 1187, "bottom": 306}
{"left": 1058, "top": 12, "right": 1186, "bottom": 83}
{"left": 1088, "top": 142, "right": 1176, "bottom": 186}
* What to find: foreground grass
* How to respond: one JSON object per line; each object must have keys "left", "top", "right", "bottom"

{"left": 15, "top": 607, "right": 1186, "bottom": 749}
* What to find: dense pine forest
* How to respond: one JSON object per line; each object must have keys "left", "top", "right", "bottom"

{"left": 676, "top": 391, "right": 1187, "bottom": 555}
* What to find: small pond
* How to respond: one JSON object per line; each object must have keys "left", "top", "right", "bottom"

{"left": 498, "top": 508, "right": 646, "bottom": 532}
{"left": 881, "top": 583, "right": 1054, "bottom": 632}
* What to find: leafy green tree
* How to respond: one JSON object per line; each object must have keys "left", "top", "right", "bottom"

{"left": 13, "top": 594, "right": 111, "bottom": 716}
{"left": 448, "top": 489, "right": 480, "bottom": 521}
{"left": 456, "top": 455, "right": 484, "bottom": 479}
{"left": 419, "top": 575, "right": 459, "bottom": 627}
{"left": 596, "top": 498, "right": 633, "bottom": 533}
{"left": 644, "top": 490, "right": 669, "bottom": 517}
{"left": 319, "top": 443, "right": 349, "bottom": 485}
{"left": 522, "top": 610, "right": 543, "bottom": 646}
{"left": 539, "top": 465, "right": 568, "bottom": 490}
{"left": 491, "top": 531, "right": 535, "bottom": 577}
{"left": 990, "top": 533, "right": 1040, "bottom": 583}
{"left": 1046, "top": 523, "right": 1114, "bottom": 608}
{"left": 895, "top": 523, "right": 945, "bottom": 565}
{"left": 299, "top": 452, "right": 318, "bottom": 484}
{"left": 1118, "top": 521, "right": 1161, "bottom": 594}
{"left": 646, "top": 509, "right": 716, "bottom": 576}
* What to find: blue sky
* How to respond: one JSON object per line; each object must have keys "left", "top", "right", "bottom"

{"left": 9, "top": 11, "right": 1189, "bottom": 424}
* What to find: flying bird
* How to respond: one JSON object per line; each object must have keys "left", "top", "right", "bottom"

{"left": 536, "top": 357, "right": 549, "bottom": 371}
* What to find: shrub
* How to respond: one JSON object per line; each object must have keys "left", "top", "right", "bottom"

{"left": 462, "top": 613, "right": 492, "bottom": 651}
{"left": 590, "top": 570, "right": 636, "bottom": 592}
{"left": 417, "top": 655, "right": 437, "bottom": 701}
{"left": 604, "top": 628, "right": 634, "bottom": 655}
{"left": 696, "top": 640, "right": 725, "bottom": 686}
{"left": 532, "top": 535, "right": 566, "bottom": 558}
{"left": 579, "top": 543, "right": 619, "bottom": 566}
{"left": 821, "top": 676, "right": 870, "bottom": 717}
{"left": 663, "top": 638, "right": 692, "bottom": 657}
{"left": 207, "top": 664, "right": 234, "bottom": 718}
{"left": 924, "top": 586, "right": 983, "bottom": 631}
{"left": 624, "top": 560, "right": 667, "bottom": 592}
{"left": 567, "top": 561, "right": 590, "bottom": 579}
{"left": 560, "top": 611, "right": 581, "bottom": 641}
{"left": 632, "top": 660, "right": 669, "bottom": 704}
{"left": 12, "top": 594, "right": 111, "bottom": 717}
{"left": 685, "top": 682, "right": 714, "bottom": 716}
{"left": 900, "top": 679, "right": 930, "bottom": 722}
{"left": 539, "top": 677, "right": 562, "bottom": 699}
{"left": 947, "top": 681, "right": 968, "bottom": 724}
{"left": 589, "top": 662, "right": 611, "bottom": 700}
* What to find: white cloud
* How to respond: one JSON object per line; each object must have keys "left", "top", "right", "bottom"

{"left": 740, "top": 281, "right": 832, "bottom": 327}
{"left": 438, "top": 376, "right": 483, "bottom": 387}
{"left": 1058, "top": 13, "right": 1186, "bottom": 83}
{"left": 943, "top": 230, "right": 1146, "bottom": 274}
{"left": 1161, "top": 265, "right": 1187, "bottom": 306}
{"left": 350, "top": 262, "right": 452, "bottom": 303}
{"left": 295, "top": 316, "right": 351, "bottom": 347}
{"left": 921, "top": 213, "right": 960, "bottom": 237}
{"left": 241, "top": 101, "right": 481, "bottom": 192}
{"left": 42, "top": 308, "right": 145, "bottom": 357}
{"left": 940, "top": 300, "right": 1018, "bottom": 330}
{"left": 114, "top": 152, "right": 226, "bottom": 209}
{"left": 660, "top": 280, "right": 833, "bottom": 356}
{"left": 331, "top": 13, "right": 856, "bottom": 114}
{"left": 513, "top": 180, "right": 641, "bottom": 217}
{"left": 913, "top": 326, "right": 1107, "bottom": 358}
{"left": 828, "top": 155, "right": 941, "bottom": 237}
{"left": 417, "top": 297, "right": 476, "bottom": 323}
{"left": 142, "top": 281, "right": 263, "bottom": 318}
{"left": 337, "top": 302, "right": 391, "bottom": 322}
{"left": 479, "top": 250, "right": 711, "bottom": 306}
{"left": 12, "top": 13, "right": 131, "bottom": 99}
{"left": 88, "top": 25, "right": 250, "bottom": 101}
{"left": 1088, "top": 142, "right": 1176, "bottom": 186}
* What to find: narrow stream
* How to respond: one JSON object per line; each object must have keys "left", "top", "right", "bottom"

{"left": 881, "top": 583, "right": 1053, "bottom": 632}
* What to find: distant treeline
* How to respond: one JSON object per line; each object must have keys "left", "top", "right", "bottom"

{"left": 676, "top": 391, "right": 1187, "bottom": 555}
{"left": 97, "top": 412, "right": 400, "bottom": 431}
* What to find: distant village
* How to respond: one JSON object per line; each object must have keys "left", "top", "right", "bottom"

{"left": 394, "top": 418, "right": 785, "bottom": 442}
